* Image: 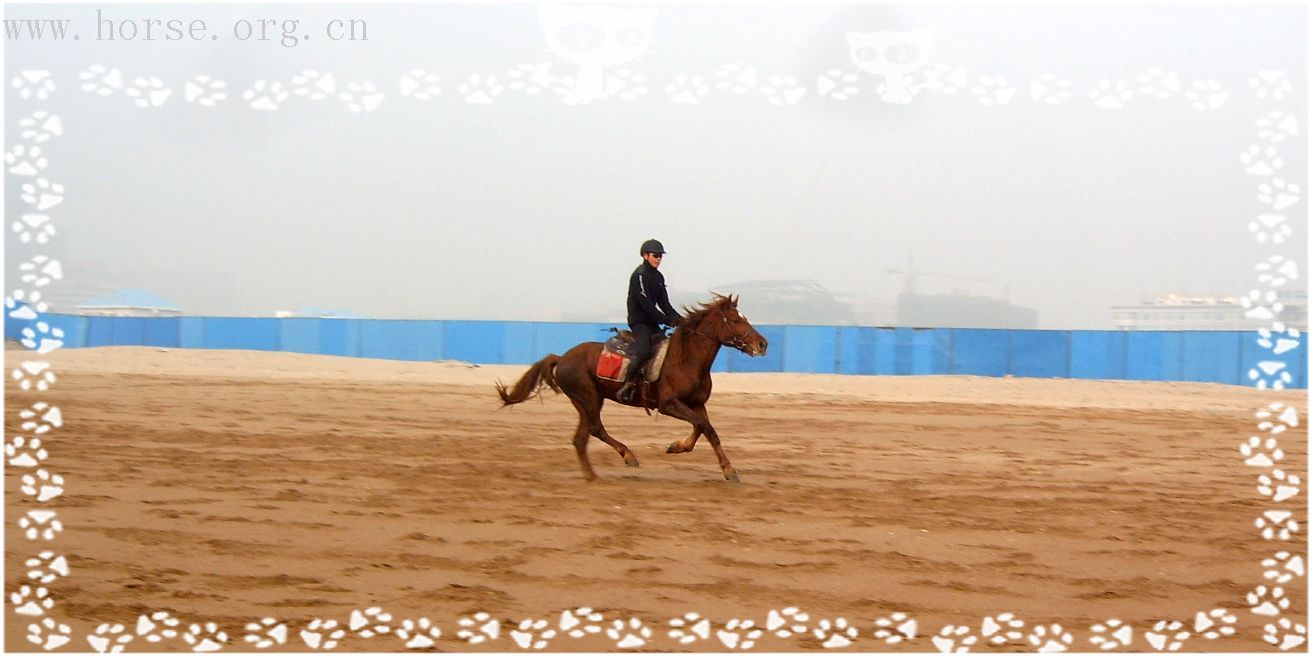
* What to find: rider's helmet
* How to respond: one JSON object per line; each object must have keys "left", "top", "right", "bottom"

{"left": 640, "top": 239, "right": 666, "bottom": 256}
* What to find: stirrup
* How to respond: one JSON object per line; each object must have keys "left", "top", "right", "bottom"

{"left": 617, "top": 381, "right": 637, "bottom": 403}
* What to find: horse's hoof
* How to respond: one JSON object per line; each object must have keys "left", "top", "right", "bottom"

{"left": 666, "top": 442, "right": 681, "bottom": 454}
{"left": 624, "top": 456, "right": 640, "bottom": 467}
{"left": 723, "top": 470, "right": 740, "bottom": 483}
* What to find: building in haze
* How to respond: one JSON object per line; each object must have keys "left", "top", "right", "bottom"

{"left": 706, "top": 280, "right": 859, "bottom": 325}
{"left": 77, "top": 289, "right": 182, "bottom": 317}
{"left": 274, "top": 308, "right": 365, "bottom": 319}
{"left": 895, "top": 292, "right": 1039, "bottom": 329}
{"left": 884, "top": 258, "right": 1035, "bottom": 328}
{"left": 1111, "top": 290, "right": 1308, "bottom": 331}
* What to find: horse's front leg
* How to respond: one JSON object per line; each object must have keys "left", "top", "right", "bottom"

{"left": 666, "top": 404, "right": 708, "bottom": 454}
{"left": 658, "top": 400, "right": 737, "bottom": 482}
{"left": 666, "top": 424, "right": 701, "bottom": 454}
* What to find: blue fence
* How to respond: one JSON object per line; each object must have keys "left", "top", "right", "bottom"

{"left": 5, "top": 313, "right": 1305, "bottom": 388}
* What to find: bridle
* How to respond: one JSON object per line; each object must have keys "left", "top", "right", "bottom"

{"left": 685, "top": 306, "right": 754, "bottom": 352}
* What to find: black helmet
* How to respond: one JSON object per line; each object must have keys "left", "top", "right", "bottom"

{"left": 640, "top": 238, "right": 666, "bottom": 255}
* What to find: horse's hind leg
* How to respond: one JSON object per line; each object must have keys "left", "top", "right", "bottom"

{"left": 559, "top": 351, "right": 639, "bottom": 473}
{"left": 592, "top": 419, "right": 639, "bottom": 467}
{"left": 569, "top": 409, "right": 598, "bottom": 481}
{"left": 567, "top": 385, "right": 637, "bottom": 478}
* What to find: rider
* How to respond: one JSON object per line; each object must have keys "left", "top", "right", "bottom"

{"left": 619, "top": 238, "right": 682, "bottom": 403}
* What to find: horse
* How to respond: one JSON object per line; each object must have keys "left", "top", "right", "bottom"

{"left": 495, "top": 294, "right": 768, "bottom": 482}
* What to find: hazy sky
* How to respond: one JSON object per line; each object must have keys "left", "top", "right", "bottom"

{"left": 5, "top": 2, "right": 1306, "bottom": 328}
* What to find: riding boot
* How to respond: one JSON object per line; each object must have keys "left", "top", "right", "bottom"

{"left": 617, "top": 358, "right": 645, "bottom": 403}
{"left": 617, "top": 379, "right": 637, "bottom": 404}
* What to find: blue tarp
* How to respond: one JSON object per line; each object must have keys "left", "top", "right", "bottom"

{"left": 1179, "top": 332, "right": 1241, "bottom": 384}
{"left": 1009, "top": 330, "right": 1069, "bottom": 379}
{"left": 1070, "top": 331, "right": 1128, "bottom": 380}
{"left": 950, "top": 329, "right": 1009, "bottom": 376}
{"left": 1126, "top": 331, "right": 1167, "bottom": 381}
{"left": 782, "top": 325, "right": 838, "bottom": 374}
{"left": 39, "top": 314, "right": 88, "bottom": 349}
{"left": 443, "top": 321, "right": 502, "bottom": 363}
{"left": 358, "top": 320, "right": 442, "bottom": 361}
{"left": 4, "top": 312, "right": 1302, "bottom": 387}
{"left": 201, "top": 318, "right": 279, "bottom": 351}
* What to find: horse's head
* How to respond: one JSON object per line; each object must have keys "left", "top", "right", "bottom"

{"left": 684, "top": 294, "right": 768, "bottom": 357}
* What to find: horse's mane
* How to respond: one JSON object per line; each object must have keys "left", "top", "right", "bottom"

{"left": 680, "top": 293, "right": 736, "bottom": 327}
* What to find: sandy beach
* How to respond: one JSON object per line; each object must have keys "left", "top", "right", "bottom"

{"left": 4, "top": 346, "right": 1305, "bottom": 652}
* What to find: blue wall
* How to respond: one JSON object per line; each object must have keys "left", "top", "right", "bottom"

{"left": 5, "top": 314, "right": 1305, "bottom": 388}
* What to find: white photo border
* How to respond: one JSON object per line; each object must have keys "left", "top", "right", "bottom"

{"left": 4, "top": 7, "right": 1307, "bottom": 651}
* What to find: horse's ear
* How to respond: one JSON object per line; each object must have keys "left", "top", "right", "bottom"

{"left": 732, "top": 294, "right": 739, "bottom": 306}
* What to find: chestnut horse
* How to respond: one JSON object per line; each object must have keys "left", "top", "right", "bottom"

{"left": 495, "top": 294, "right": 768, "bottom": 482}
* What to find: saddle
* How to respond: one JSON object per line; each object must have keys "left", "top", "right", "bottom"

{"left": 596, "top": 329, "right": 671, "bottom": 383}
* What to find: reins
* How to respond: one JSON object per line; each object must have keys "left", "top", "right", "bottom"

{"left": 684, "top": 305, "right": 750, "bottom": 351}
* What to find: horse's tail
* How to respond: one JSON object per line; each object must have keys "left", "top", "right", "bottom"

{"left": 495, "top": 354, "right": 562, "bottom": 406}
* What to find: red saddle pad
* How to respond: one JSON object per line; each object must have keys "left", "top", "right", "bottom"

{"left": 597, "top": 350, "right": 626, "bottom": 381}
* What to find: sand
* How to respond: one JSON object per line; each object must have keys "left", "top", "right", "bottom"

{"left": 4, "top": 346, "right": 1306, "bottom": 652}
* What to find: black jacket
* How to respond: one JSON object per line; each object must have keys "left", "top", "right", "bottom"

{"left": 627, "top": 262, "right": 682, "bottom": 328}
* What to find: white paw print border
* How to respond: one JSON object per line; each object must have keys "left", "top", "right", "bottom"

{"left": 6, "top": 15, "right": 1307, "bottom": 654}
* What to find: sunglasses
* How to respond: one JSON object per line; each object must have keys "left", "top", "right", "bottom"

{"left": 648, "top": 253, "right": 664, "bottom": 258}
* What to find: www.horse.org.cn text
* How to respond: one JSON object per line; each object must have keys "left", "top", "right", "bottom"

{"left": 2, "top": 11, "right": 369, "bottom": 48}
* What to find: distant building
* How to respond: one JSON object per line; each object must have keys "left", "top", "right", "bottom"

{"left": 895, "top": 292, "right": 1038, "bottom": 329}
{"left": 705, "top": 280, "right": 858, "bottom": 325}
{"left": 832, "top": 291, "right": 897, "bottom": 326}
{"left": 884, "top": 259, "right": 1034, "bottom": 328}
{"left": 1112, "top": 291, "right": 1308, "bottom": 331}
{"left": 275, "top": 308, "right": 364, "bottom": 319}
{"left": 78, "top": 289, "right": 181, "bottom": 317}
